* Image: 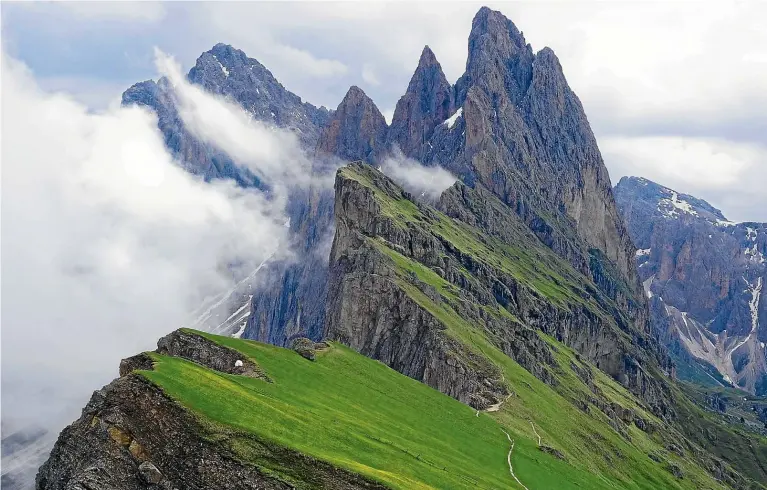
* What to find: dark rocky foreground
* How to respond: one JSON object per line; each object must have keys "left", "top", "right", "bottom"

{"left": 36, "top": 330, "right": 386, "bottom": 490}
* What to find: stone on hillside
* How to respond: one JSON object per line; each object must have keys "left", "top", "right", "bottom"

{"left": 291, "top": 337, "right": 317, "bottom": 361}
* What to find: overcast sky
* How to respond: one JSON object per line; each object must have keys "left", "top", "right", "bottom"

{"left": 2, "top": 1, "right": 766, "bottom": 221}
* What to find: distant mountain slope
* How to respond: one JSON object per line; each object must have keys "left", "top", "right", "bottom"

{"left": 615, "top": 176, "right": 767, "bottom": 394}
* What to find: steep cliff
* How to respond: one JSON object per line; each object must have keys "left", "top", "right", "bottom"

{"left": 615, "top": 176, "right": 767, "bottom": 394}
{"left": 421, "top": 8, "right": 640, "bottom": 309}
{"left": 327, "top": 163, "right": 670, "bottom": 414}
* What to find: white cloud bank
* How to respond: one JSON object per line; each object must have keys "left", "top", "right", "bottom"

{"left": 0, "top": 47, "right": 314, "bottom": 472}
{"left": 382, "top": 151, "right": 457, "bottom": 200}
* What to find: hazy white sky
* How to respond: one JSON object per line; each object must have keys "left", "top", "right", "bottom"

{"left": 1, "top": 1, "right": 765, "bottom": 216}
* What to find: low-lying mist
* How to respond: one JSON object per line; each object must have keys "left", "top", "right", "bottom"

{"left": 0, "top": 49, "right": 325, "bottom": 486}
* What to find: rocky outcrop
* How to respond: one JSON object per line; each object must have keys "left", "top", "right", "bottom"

{"left": 315, "top": 86, "right": 388, "bottom": 163}
{"left": 154, "top": 329, "right": 269, "bottom": 379}
{"left": 386, "top": 46, "right": 454, "bottom": 160}
{"left": 36, "top": 349, "right": 386, "bottom": 490}
{"left": 615, "top": 176, "right": 767, "bottom": 394}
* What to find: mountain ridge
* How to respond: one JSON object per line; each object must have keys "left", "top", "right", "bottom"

{"left": 36, "top": 166, "right": 767, "bottom": 488}
{"left": 615, "top": 176, "right": 767, "bottom": 395}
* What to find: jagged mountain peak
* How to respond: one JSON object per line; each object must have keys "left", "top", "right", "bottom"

{"left": 467, "top": 6, "right": 531, "bottom": 66}
{"left": 340, "top": 85, "right": 371, "bottom": 104}
{"left": 417, "top": 45, "right": 439, "bottom": 67}
{"left": 471, "top": 6, "right": 526, "bottom": 42}
{"left": 387, "top": 42, "right": 454, "bottom": 160}
{"left": 121, "top": 42, "right": 332, "bottom": 186}
{"left": 315, "top": 85, "right": 387, "bottom": 163}
{"left": 456, "top": 7, "right": 535, "bottom": 108}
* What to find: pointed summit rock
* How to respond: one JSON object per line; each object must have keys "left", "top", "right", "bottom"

{"left": 425, "top": 7, "right": 642, "bottom": 325}
{"left": 315, "top": 86, "right": 387, "bottom": 162}
{"left": 456, "top": 6, "right": 534, "bottom": 105}
{"left": 387, "top": 46, "right": 454, "bottom": 160}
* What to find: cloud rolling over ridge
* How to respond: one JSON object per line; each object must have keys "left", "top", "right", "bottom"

{"left": 381, "top": 151, "right": 457, "bottom": 200}
{"left": 0, "top": 49, "right": 316, "bottom": 483}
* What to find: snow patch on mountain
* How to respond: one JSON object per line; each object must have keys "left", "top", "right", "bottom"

{"left": 444, "top": 107, "right": 462, "bottom": 129}
{"left": 212, "top": 55, "right": 229, "bottom": 77}
{"left": 658, "top": 191, "right": 699, "bottom": 218}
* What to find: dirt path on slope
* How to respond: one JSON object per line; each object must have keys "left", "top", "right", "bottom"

{"left": 530, "top": 421, "right": 542, "bottom": 446}
{"left": 502, "top": 430, "right": 530, "bottom": 490}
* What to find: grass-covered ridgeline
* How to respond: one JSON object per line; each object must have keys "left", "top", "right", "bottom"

{"left": 139, "top": 329, "right": 731, "bottom": 490}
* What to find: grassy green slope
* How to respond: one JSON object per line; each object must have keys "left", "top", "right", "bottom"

{"left": 371, "top": 240, "right": 734, "bottom": 489}
{"left": 339, "top": 165, "right": 629, "bottom": 329}
{"left": 136, "top": 164, "right": 763, "bottom": 489}
{"left": 140, "top": 329, "right": 730, "bottom": 490}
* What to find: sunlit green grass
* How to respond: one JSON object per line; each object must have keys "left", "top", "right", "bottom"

{"left": 134, "top": 164, "right": 747, "bottom": 489}
{"left": 140, "top": 329, "right": 727, "bottom": 490}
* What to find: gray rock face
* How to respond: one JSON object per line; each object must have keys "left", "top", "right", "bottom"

{"left": 386, "top": 46, "right": 454, "bottom": 160}
{"left": 187, "top": 43, "right": 331, "bottom": 147}
{"left": 244, "top": 185, "right": 334, "bottom": 346}
{"left": 417, "top": 8, "right": 643, "bottom": 323}
{"left": 36, "top": 332, "right": 386, "bottom": 490}
{"left": 326, "top": 164, "right": 672, "bottom": 417}
{"left": 325, "top": 168, "right": 509, "bottom": 409}
{"left": 246, "top": 85, "right": 389, "bottom": 347}
{"left": 315, "top": 86, "right": 388, "bottom": 163}
{"left": 154, "top": 329, "right": 269, "bottom": 379}
{"left": 615, "top": 176, "right": 767, "bottom": 394}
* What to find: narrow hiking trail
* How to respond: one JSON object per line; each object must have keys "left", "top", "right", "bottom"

{"left": 468, "top": 367, "right": 529, "bottom": 488}
{"left": 530, "top": 421, "right": 542, "bottom": 446}
{"left": 502, "top": 429, "right": 530, "bottom": 490}
{"left": 475, "top": 392, "right": 512, "bottom": 417}
{"left": 486, "top": 394, "right": 512, "bottom": 412}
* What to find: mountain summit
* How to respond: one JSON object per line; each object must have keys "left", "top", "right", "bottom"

{"left": 386, "top": 45, "right": 454, "bottom": 160}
